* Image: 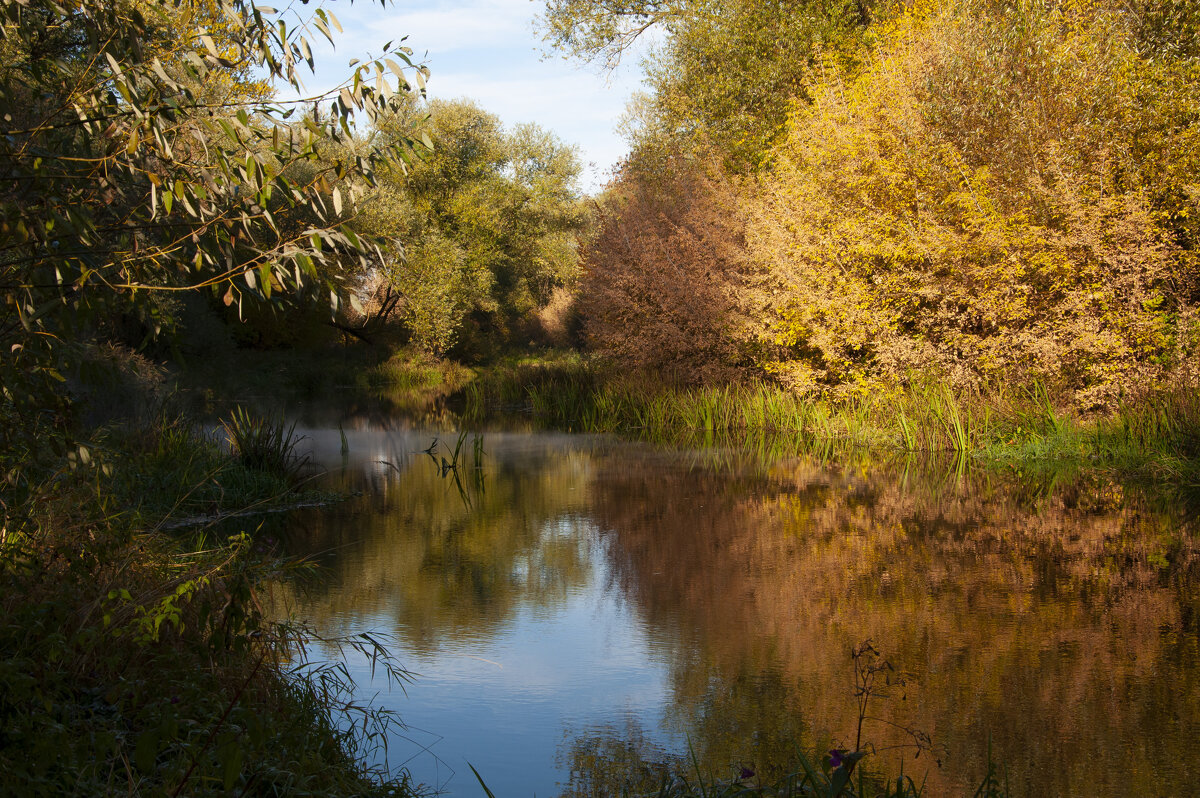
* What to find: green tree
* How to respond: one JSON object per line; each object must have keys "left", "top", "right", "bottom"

{"left": 0, "top": 0, "right": 427, "bottom": 447}
{"left": 543, "top": 0, "right": 877, "bottom": 168}
{"left": 357, "top": 99, "right": 588, "bottom": 357}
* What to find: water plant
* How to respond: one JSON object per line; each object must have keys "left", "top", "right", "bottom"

{"left": 221, "top": 407, "right": 311, "bottom": 482}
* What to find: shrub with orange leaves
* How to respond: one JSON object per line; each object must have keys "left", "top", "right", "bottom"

{"left": 577, "top": 153, "right": 753, "bottom": 385}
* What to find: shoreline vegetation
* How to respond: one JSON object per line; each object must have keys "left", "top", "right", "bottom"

{"left": 3, "top": 0, "right": 1198, "bottom": 791}
{"left": 0, "top": 407, "right": 420, "bottom": 795}
{"left": 461, "top": 354, "right": 1200, "bottom": 487}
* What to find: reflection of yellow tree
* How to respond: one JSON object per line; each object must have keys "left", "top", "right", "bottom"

{"left": 585, "top": 459, "right": 1200, "bottom": 797}
{"left": 274, "top": 445, "right": 595, "bottom": 650}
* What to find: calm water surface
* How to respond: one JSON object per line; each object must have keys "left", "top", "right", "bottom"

{"left": 274, "top": 419, "right": 1200, "bottom": 797}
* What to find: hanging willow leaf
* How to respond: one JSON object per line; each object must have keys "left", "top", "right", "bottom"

{"left": 0, "top": 0, "right": 430, "bottom": 437}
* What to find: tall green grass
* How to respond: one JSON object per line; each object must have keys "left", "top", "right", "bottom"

{"left": 462, "top": 362, "right": 1200, "bottom": 481}
{"left": 221, "top": 406, "right": 311, "bottom": 481}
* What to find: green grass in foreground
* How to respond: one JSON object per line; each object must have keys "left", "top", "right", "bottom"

{"left": 0, "top": 410, "right": 419, "bottom": 796}
{"left": 462, "top": 360, "right": 1200, "bottom": 483}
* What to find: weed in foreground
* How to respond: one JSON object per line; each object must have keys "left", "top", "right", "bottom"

{"left": 0, "top": 417, "right": 420, "bottom": 797}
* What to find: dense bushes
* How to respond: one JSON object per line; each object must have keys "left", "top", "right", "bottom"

{"left": 578, "top": 154, "right": 750, "bottom": 384}
{"left": 747, "top": 0, "right": 1186, "bottom": 406}
{"left": 0, "top": 412, "right": 415, "bottom": 796}
{"left": 574, "top": 0, "right": 1200, "bottom": 409}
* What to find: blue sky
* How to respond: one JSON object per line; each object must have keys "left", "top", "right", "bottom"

{"left": 292, "top": 0, "right": 653, "bottom": 192}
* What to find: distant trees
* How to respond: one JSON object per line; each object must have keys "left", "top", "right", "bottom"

{"left": 357, "top": 99, "right": 589, "bottom": 357}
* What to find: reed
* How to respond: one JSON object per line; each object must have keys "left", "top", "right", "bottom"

{"left": 461, "top": 361, "right": 1200, "bottom": 480}
{"left": 221, "top": 406, "right": 311, "bottom": 481}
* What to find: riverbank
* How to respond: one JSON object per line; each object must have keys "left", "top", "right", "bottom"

{"left": 173, "top": 341, "right": 1200, "bottom": 485}
{"left": 462, "top": 356, "right": 1200, "bottom": 487}
{"left": 0, "top": 411, "right": 420, "bottom": 796}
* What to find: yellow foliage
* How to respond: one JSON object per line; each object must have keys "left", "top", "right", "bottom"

{"left": 138, "top": 0, "right": 273, "bottom": 105}
{"left": 743, "top": 0, "right": 1186, "bottom": 407}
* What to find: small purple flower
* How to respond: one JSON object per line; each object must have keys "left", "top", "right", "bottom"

{"left": 829, "top": 749, "right": 846, "bottom": 769}
{"left": 738, "top": 767, "right": 755, "bottom": 781}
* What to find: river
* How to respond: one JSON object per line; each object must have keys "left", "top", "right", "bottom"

{"left": 269, "top": 417, "right": 1200, "bottom": 797}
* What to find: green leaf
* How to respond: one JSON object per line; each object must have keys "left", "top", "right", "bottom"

{"left": 295, "top": 252, "right": 316, "bottom": 276}
{"left": 468, "top": 762, "right": 498, "bottom": 798}
{"left": 259, "top": 263, "right": 273, "bottom": 297}
{"left": 220, "top": 740, "right": 243, "bottom": 791}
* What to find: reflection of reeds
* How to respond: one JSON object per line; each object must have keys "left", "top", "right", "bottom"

{"left": 407, "top": 431, "right": 487, "bottom": 508}
{"left": 460, "top": 364, "right": 1200, "bottom": 481}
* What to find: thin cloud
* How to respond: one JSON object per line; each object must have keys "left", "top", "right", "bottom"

{"left": 281, "top": 0, "right": 650, "bottom": 192}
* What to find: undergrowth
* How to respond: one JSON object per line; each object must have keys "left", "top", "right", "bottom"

{"left": 177, "top": 345, "right": 471, "bottom": 417}
{"left": 0, "top": 409, "right": 419, "bottom": 797}
{"left": 462, "top": 361, "right": 1200, "bottom": 483}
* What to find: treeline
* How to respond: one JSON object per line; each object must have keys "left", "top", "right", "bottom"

{"left": 349, "top": 99, "right": 588, "bottom": 359}
{"left": 553, "top": 0, "right": 1200, "bottom": 410}
{"left": 238, "top": 96, "right": 589, "bottom": 358}
{"left": 1, "top": 0, "right": 589, "bottom": 459}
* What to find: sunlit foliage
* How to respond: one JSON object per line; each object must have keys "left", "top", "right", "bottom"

{"left": 544, "top": 0, "right": 878, "bottom": 168}
{"left": 0, "top": 0, "right": 426, "bottom": 448}
{"left": 745, "top": 0, "right": 1196, "bottom": 406}
{"left": 569, "top": 0, "right": 1200, "bottom": 409}
{"left": 358, "top": 99, "right": 589, "bottom": 357}
{"left": 577, "top": 152, "right": 750, "bottom": 383}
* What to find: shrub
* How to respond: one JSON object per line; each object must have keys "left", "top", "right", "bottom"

{"left": 577, "top": 153, "right": 752, "bottom": 384}
{"left": 743, "top": 0, "right": 1189, "bottom": 408}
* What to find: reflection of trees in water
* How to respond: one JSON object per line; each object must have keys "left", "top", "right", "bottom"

{"left": 273, "top": 431, "right": 1199, "bottom": 798}
{"left": 558, "top": 717, "right": 679, "bottom": 798}
{"left": 582, "top": 457, "right": 1200, "bottom": 797}
{"left": 274, "top": 440, "right": 596, "bottom": 650}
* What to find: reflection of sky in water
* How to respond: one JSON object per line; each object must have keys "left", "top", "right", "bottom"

{"left": 280, "top": 423, "right": 1200, "bottom": 798}
{"left": 322, "top": 516, "right": 680, "bottom": 797}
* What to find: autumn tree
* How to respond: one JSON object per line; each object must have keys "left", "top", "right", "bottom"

{"left": 577, "top": 152, "right": 750, "bottom": 383}
{"left": 744, "top": 0, "right": 1194, "bottom": 406}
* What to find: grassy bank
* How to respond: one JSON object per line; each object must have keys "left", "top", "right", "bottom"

{"left": 462, "top": 358, "right": 1200, "bottom": 483}
{"left": 0, "top": 411, "right": 419, "bottom": 796}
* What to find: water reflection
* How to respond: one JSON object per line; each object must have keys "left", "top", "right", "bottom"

{"left": 276, "top": 427, "right": 1200, "bottom": 797}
